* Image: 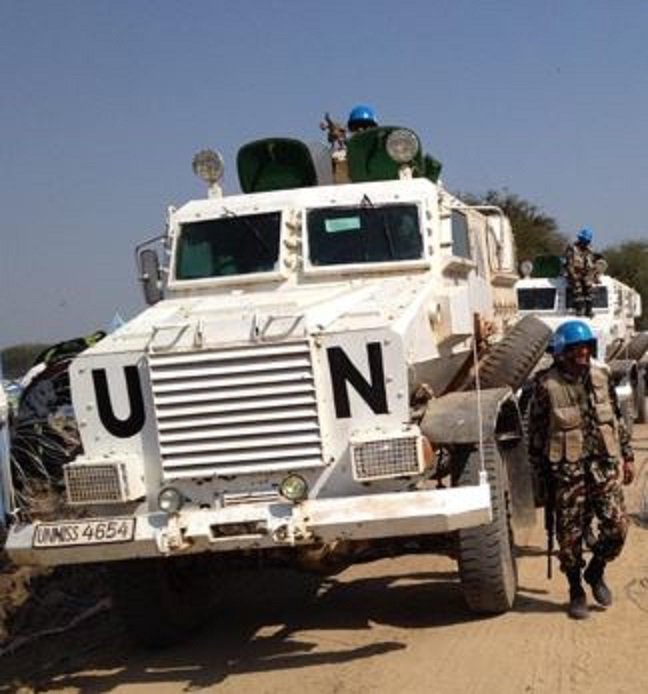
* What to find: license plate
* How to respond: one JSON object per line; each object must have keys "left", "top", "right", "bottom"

{"left": 33, "top": 518, "right": 136, "bottom": 548}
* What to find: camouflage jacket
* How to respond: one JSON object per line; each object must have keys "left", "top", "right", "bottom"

{"left": 564, "top": 243, "right": 597, "bottom": 281}
{"left": 528, "top": 362, "right": 633, "bottom": 470}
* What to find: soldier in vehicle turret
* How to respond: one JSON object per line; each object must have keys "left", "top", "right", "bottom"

{"left": 321, "top": 105, "right": 379, "bottom": 183}
{"left": 320, "top": 104, "right": 379, "bottom": 150}
{"left": 346, "top": 104, "right": 378, "bottom": 134}
{"left": 564, "top": 227, "right": 599, "bottom": 318}
{"left": 528, "top": 320, "right": 634, "bottom": 620}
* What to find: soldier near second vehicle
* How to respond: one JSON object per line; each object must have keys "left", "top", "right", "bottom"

{"left": 528, "top": 320, "right": 635, "bottom": 620}
{"left": 564, "top": 227, "right": 599, "bottom": 317}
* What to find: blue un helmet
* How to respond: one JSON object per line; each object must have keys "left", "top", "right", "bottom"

{"left": 550, "top": 320, "right": 597, "bottom": 356}
{"left": 347, "top": 104, "right": 378, "bottom": 133}
{"left": 576, "top": 227, "right": 593, "bottom": 245}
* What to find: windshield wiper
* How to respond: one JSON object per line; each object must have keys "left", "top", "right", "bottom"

{"left": 222, "top": 207, "right": 274, "bottom": 258}
{"left": 360, "top": 194, "right": 395, "bottom": 259}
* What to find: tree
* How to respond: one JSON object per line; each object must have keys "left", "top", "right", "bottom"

{"left": 1, "top": 344, "right": 49, "bottom": 379}
{"left": 603, "top": 240, "right": 648, "bottom": 330}
{"left": 460, "top": 190, "right": 567, "bottom": 262}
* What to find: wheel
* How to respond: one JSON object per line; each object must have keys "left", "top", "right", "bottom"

{"left": 626, "top": 333, "right": 648, "bottom": 362}
{"left": 107, "top": 555, "right": 216, "bottom": 648}
{"left": 456, "top": 442, "right": 517, "bottom": 613}
{"left": 471, "top": 316, "right": 552, "bottom": 391}
{"left": 635, "top": 369, "right": 647, "bottom": 424}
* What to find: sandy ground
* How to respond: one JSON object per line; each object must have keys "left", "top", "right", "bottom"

{"left": 2, "top": 426, "right": 648, "bottom": 693}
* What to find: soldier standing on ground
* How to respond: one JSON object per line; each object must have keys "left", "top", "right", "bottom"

{"left": 528, "top": 320, "right": 635, "bottom": 620}
{"left": 564, "top": 227, "right": 598, "bottom": 317}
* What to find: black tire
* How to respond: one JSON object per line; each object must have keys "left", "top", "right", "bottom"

{"left": 457, "top": 442, "right": 517, "bottom": 613}
{"left": 108, "top": 555, "right": 215, "bottom": 648}
{"left": 635, "top": 369, "right": 647, "bottom": 424}
{"left": 626, "top": 333, "right": 648, "bottom": 362}
{"left": 471, "top": 316, "right": 552, "bottom": 391}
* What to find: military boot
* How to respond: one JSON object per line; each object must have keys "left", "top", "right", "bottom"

{"left": 567, "top": 569, "right": 590, "bottom": 619}
{"left": 584, "top": 557, "right": 612, "bottom": 607}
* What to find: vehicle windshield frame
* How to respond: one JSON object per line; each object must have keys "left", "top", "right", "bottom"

{"left": 302, "top": 200, "right": 428, "bottom": 275}
{"left": 170, "top": 209, "right": 285, "bottom": 286}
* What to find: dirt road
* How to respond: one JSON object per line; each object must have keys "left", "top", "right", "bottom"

{"left": 3, "top": 427, "right": 648, "bottom": 693}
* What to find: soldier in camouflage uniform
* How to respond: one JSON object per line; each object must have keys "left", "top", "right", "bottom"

{"left": 528, "top": 320, "right": 635, "bottom": 619}
{"left": 564, "top": 227, "right": 598, "bottom": 317}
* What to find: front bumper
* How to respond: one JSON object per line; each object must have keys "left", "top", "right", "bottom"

{"left": 6, "top": 483, "right": 492, "bottom": 567}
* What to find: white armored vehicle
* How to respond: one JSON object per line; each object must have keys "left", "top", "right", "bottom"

{"left": 516, "top": 255, "right": 648, "bottom": 424}
{"left": 4, "top": 126, "right": 549, "bottom": 645}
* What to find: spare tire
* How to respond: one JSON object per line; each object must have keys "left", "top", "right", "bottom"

{"left": 469, "top": 316, "right": 552, "bottom": 392}
{"left": 626, "top": 333, "right": 648, "bottom": 362}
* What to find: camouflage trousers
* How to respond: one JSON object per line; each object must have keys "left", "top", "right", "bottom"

{"left": 552, "top": 456, "right": 628, "bottom": 572}
{"left": 567, "top": 274, "right": 594, "bottom": 311}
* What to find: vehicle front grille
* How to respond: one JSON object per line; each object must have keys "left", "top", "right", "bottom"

{"left": 148, "top": 341, "right": 324, "bottom": 479}
{"left": 351, "top": 436, "right": 422, "bottom": 481}
{"left": 65, "top": 463, "right": 124, "bottom": 503}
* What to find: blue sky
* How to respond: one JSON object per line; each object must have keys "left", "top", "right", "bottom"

{"left": 1, "top": 0, "right": 647, "bottom": 348}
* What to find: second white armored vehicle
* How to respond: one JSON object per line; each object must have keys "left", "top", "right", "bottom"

{"left": 4, "top": 126, "right": 549, "bottom": 645}
{"left": 516, "top": 255, "right": 648, "bottom": 425}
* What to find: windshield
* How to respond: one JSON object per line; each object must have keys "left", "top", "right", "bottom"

{"left": 306, "top": 203, "right": 423, "bottom": 266}
{"left": 517, "top": 288, "right": 557, "bottom": 310}
{"left": 175, "top": 212, "right": 281, "bottom": 280}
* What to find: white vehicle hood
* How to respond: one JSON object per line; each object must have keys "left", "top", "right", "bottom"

{"left": 87, "top": 274, "right": 434, "bottom": 356}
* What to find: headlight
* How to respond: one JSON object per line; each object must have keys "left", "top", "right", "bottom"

{"left": 192, "top": 149, "right": 224, "bottom": 185}
{"left": 280, "top": 474, "right": 308, "bottom": 502}
{"left": 158, "top": 487, "right": 184, "bottom": 513}
{"left": 386, "top": 129, "right": 419, "bottom": 164}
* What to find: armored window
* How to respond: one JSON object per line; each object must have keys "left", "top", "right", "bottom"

{"left": 175, "top": 212, "right": 281, "bottom": 280}
{"left": 565, "top": 286, "right": 608, "bottom": 309}
{"left": 306, "top": 203, "right": 423, "bottom": 266}
{"left": 450, "top": 211, "right": 471, "bottom": 259}
{"left": 517, "top": 288, "right": 557, "bottom": 310}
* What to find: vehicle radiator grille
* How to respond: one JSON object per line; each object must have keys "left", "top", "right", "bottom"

{"left": 148, "top": 341, "right": 324, "bottom": 479}
{"left": 351, "top": 436, "right": 422, "bottom": 481}
{"left": 65, "top": 464, "right": 124, "bottom": 503}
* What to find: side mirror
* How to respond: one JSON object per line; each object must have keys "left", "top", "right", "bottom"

{"left": 138, "top": 249, "right": 163, "bottom": 305}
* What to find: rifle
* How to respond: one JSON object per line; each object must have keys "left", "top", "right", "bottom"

{"left": 544, "top": 471, "right": 555, "bottom": 579}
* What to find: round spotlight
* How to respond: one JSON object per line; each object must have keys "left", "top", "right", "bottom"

{"left": 280, "top": 474, "right": 308, "bottom": 502}
{"left": 386, "top": 129, "right": 419, "bottom": 164}
{"left": 519, "top": 260, "right": 534, "bottom": 278}
{"left": 192, "top": 149, "right": 224, "bottom": 185}
{"left": 158, "top": 487, "right": 184, "bottom": 513}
